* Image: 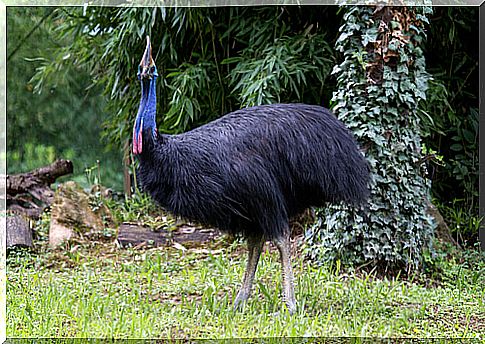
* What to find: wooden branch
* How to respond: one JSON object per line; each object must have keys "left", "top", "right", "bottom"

{"left": 8, "top": 204, "right": 43, "bottom": 219}
{"left": 6, "top": 159, "right": 73, "bottom": 196}
{"left": 3, "top": 159, "right": 73, "bottom": 218}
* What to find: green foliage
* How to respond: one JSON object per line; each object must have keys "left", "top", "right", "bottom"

{"left": 8, "top": 143, "right": 58, "bottom": 172}
{"left": 33, "top": 209, "right": 52, "bottom": 243}
{"left": 419, "top": 8, "right": 479, "bottom": 214}
{"left": 7, "top": 8, "right": 123, "bottom": 190}
{"left": 226, "top": 33, "right": 334, "bottom": 107}
{"left": 420, "top": 84, "right": 478, "bottom": 212}
{"left": 164, "top": 61, "right": 221, "bottom": 130}
{"left": 84, "top": 161, "right": 102, "bottom": 186}
{"left": 304, "top": 6, "right": 436, "bottom": 272}
{"left": 30, "top": 7, "right": 339, "bottom": 149}
{"left": 437, "top": 201, "right": 483, "bottom": 247}
{"left": 422, "top": 241, "right": 485, "bottom": 290}
{"left": 103, "top": 191, "right": 176, "bottom": 231}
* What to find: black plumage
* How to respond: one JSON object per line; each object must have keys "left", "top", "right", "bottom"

{"left": 133, "top": 37, "right": 370, "bottom": 314}
{"left": 138, "top": 104, "right": 369, "bottom": 240}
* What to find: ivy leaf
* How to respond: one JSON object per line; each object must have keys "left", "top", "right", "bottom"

{"left": 383, "top": 67, "right": 393, "bottom": 81}
{"left": 416, "top": 14, "right": 429, "bottom": 24}
{"left": 331, "top": 64, "right": 341, "bottom": 75}
{"left": 388, "top": 39, "right": 400, "bottom": 51}
{"left": 450, "top": 143, "right": 463, "bottom": 151}
{"left": 397, "top": 64, "right": 408, "bottom": 75}
{"left": 336, "top": 31, "right": 353, "bottom": 44}
{"left": 462, "top": 129, "right": 476, "bottom": 143}
{"left": 400, "top": 79, "right": 413, "bottom": 92}
{"left": 361, "top": 29, "right": 378, "bottom": 47}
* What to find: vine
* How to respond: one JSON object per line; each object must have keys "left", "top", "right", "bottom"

{"left": 304, "top": 6, "right": 436, "bottom": 273}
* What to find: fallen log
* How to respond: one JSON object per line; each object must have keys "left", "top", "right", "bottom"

{"left": 117, "top": 223, "right": 221, "bottom": 248}
{"left": 4, "top": 159, "right": 73, "bottom": 218}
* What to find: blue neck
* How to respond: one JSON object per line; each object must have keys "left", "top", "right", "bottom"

{"left": 136, "top": 76, "right": 157, "bottom": 135}
{"left": 133, "top": 75, "right": 158, "bottom": 155}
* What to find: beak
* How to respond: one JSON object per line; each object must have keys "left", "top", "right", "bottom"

{"left": 139, "top": 36, "right": 155, "bottom": 79}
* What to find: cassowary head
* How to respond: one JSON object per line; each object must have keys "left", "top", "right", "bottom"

{"left": 133, "top": 36, "right": 158, "bottom": 155}
{"left": 138, "top": 36, "right": 157, "bottom": 80}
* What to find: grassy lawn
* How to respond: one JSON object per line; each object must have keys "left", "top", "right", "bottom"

{"left": 7, "top": 235, "right": 485, "bottom": 339}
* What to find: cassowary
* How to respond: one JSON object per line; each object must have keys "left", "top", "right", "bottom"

{"left": 132, "top": 36, "right": 370, "bottom": 314}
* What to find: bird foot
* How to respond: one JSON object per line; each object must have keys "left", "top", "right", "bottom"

{"left": 283, "top": 298, "right": 297, "bottom": 315}
{"left": 233, "top": 290, "right": 250, "bottom": 311}
{"left": 286, "top": 303, "right": 297, "bottom": 315}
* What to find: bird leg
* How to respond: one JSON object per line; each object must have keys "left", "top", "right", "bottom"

{"left": 233, "top": 234, "right": 265, "bottom": 310}
{"left": 273, "top": 234, "right": 297, "bottom": 314}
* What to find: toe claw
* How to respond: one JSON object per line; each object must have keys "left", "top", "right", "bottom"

{"left": 233, "top": 290, "right": 249, "bottom": 311}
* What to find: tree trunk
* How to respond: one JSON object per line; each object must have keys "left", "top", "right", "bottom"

{"left": 305, "top": 6, "right": 436, "bottom": 273}
{"left": 6, "top": 213, "right": 33, "bottom": 248}
{"left": 426, "top": 199, "right": 460, "bottom": 248}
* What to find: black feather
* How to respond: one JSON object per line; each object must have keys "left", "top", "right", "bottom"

{"left": 136, "top": 103, "right": 370, "bottom": 240}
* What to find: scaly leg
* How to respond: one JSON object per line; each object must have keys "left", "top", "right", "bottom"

{"left": 273, "top": 234, "right": 297, "bottom": 314}
{"left": 233, "top": 234, "right": 265, "bottom": 310}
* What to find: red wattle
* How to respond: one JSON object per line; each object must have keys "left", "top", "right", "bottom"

{"left": 137, "top": 129, "right": 143, "bottom": 154}
{"left": 133, "top": 127, "right": 143, "bottom": 155}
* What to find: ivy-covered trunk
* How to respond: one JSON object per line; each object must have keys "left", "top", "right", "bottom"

{"left": 304, "top": 6, "right": 435, "bottom": 273}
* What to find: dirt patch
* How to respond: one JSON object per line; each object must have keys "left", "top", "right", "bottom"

{"left": 424, "top": 304, "right": 485, "bottom": 332}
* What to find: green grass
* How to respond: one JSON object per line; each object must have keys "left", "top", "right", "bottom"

{"left": 7, "top": 238, "right": 485, "bottom": 339}
{"left": 6, "top": 193, "right": 485, "bottom": 339}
